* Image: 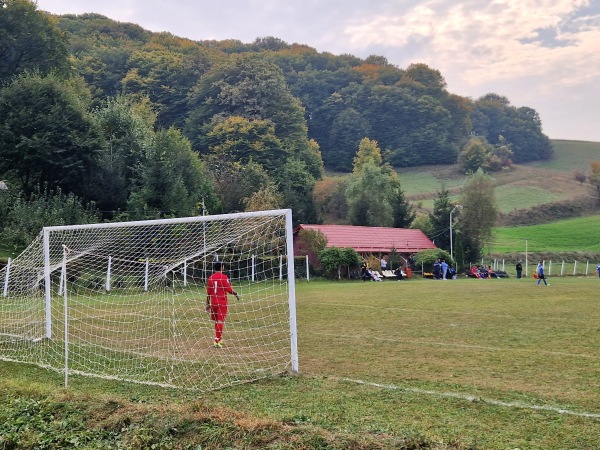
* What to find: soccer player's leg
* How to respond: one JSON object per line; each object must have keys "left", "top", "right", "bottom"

{"left": 213, "top": 304, "right": 228, "bottom": 347}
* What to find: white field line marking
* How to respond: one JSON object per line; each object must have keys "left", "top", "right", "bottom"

{"left": 337, "top": 377, "right": 600, "bottom": 419}
{"left": 312, "top": 331, "right": 598, "bottom": 359}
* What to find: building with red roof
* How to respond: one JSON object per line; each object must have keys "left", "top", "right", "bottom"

{"left": 294, "top": 224, "right": 436, "bottom": 270}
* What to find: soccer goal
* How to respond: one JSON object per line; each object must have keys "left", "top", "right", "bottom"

{"left": 0, "top": 209, "right": 298, "bottom": 391}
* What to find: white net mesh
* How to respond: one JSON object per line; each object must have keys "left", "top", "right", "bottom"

{"left": 0, "top": 210, "right": 297, "bottom": 391}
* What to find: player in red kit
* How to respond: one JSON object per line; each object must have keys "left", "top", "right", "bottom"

{"left": 206, "top": 261, "right": 239, "bottom": 348}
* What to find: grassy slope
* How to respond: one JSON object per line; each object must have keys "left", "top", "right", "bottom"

{"left": 1, "top": 278, "right": 600, "bottom": 449}
{"left": 528, "top": 139, "right": 600, "bottom": 172}
{"left": 491, "top": 215, "right": 600, "bottom": 253}
{"left": 399, "top": 140, "right": 599, "bottom": 215}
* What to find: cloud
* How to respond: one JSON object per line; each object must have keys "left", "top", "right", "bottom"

{"left": 343, "top": 0, "right": 597, "bottom": 87}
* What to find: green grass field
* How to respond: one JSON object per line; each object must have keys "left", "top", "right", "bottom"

{"left": 492, "top": 215, "right": 600, "bottom": 253}
{"left": 1, "top": 277, "right": 599, "bottom": 449}
{"left": 528, "top": 140, "right": 600, "bottom": 172}
{"left": 396, "top": 167, "right": 465, "bottom": 197}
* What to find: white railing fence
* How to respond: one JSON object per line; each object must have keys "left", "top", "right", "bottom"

{"left": 476, "top": 258, "right": 600, "bottom": 277}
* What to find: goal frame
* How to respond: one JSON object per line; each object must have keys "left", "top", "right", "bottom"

{"left": 31, "top": 209, "right": 298, "bottom": 384}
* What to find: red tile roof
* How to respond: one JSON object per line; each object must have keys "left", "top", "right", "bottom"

{"left": 295, "top": 224, "right": 436, "bottom": 254}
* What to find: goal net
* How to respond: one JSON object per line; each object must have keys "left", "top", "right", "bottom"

{"left": 0, "top": 209, "right": 298, "bottom": 391}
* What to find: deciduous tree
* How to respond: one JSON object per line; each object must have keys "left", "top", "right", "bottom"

{"left": 207, "top": 159, "right": 271, "bottom": 214}
{"left": 318, "top": 246, "right": 361, "bottom": 279}
{"left": 458, "top": 137, "right": 492, "bottom": 173}
{"left": 0, "top": 0, "right": 70, "bottom": 81}
{"left": 346, "top": 163, "right": 394, "bottom": 226}
{"left": 347, "top": 139, "right": 413, "bottom": 227}
{"left": 185, "top": 54, "right": 309, "bottom": 155}
{"left": 352, "top": 137, "right": 383, "bottom": 173}
{"left": 0, "top": 73, "right": 101, "bottom": 199}
{"left": 472, "top": 94, "right": 552, "bottom": 163}
{"left": 588, "top": 162, "right": 600, "bottom": 205}
{"left": 458, "top": 169, "right": 498, "bottom": 264}
{"left": 572, "top": 168, "right": 587, "bottom": 185}
{"left": 242, "top": 181, "right": 283, "bottom": 212}
{"left": 205, "top": 116, "right": 287, "bottom": 173}
{"left": 0, "top": 187, "right": 99, "bottom": 250}
{"left": 313, "top": 176, "right": 349, "bottom": 221}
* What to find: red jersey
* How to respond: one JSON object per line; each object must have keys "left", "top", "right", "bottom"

{"left": 206, "top": 271, "right": 234, "bottom": 306}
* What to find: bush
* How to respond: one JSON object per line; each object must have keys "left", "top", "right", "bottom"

{"left": 414, "top": 248, "right": 453, "bottom": 273}
{"left": 0, "top": 187, "right": 99, "bottom": 250}
{"left": 318, "top": 247, "right": 361, "bottom": 279}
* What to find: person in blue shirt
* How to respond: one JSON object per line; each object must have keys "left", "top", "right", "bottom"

{"left": 441, "top": 260, "right": 449, "bottom": 280}
{"left": 536, "top": 260, "right": 548, "bottom": 286}
{"left": 597, "top": 262, "right": 600, "bottom": 278}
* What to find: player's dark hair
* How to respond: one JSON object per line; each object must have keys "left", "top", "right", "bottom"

{"left": 213, "top": 261, "right": 224, "bottom": 271}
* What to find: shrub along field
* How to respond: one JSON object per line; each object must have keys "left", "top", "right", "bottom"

{"left": 1, "top": 278, "right": 599, "bottom": 449}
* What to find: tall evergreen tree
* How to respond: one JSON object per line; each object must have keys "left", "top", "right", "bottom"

{"left": 391, "top": 178, "right": 415, "bottom": 228}
{"left": 428, "top": 184, "right": 454, "bottom": 252}
{"left": 127, "top": 128, "right": 219, "bottom": 219}
{"left": 276, "top": 158, "right": 318, "bottom": 226}
{"left": 92, "top": 95, "right": 154, "bottom": 215}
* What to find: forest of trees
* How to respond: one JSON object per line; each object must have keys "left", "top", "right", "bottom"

{"left": 0, "top": 0, "right": 552, "bottom": 261}
{"left": 46, "top": 13, "right": 553, "bottom": 171}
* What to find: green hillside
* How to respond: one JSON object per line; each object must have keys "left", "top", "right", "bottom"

{"left": 528, "top": 139, "right": 600, "bottom": 171}
{"left": 491, "top": 215, "right": 600, "bottom": 253}
{"left": 400, "top": 140, "right": 597, "bottom": 217}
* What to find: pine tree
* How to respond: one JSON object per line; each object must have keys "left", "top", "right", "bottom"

{"left": 428, "top": 184, "right": 453, "bottom": 251}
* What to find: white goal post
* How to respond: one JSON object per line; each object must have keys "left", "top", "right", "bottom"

{"left": 0, "top": 209, "right": 298, "bottom": 391}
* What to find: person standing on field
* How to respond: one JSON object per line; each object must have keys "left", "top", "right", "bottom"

{"left": 536, "top": 260, "right": 548, "bottom": 286}
{"left": 206, "top": 261, "right": 239, "bottom": 348}
{"left": 441, "top": 259, "right": 448, "bottom": 280}
{"left": 516, "top": 260, "right": 523, "bottom": 279}
{"left": 596, "top": 262, "right": 600, "bottom": 278}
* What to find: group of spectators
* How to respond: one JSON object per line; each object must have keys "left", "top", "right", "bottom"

{"left": 361, "top": 257, "right": 405, "bottom": 281}
{"left": 358, "top": 255, "right": 600, "bottom": 283}
{"left": 469, "top": 265, "right": 499, "bottom": 279}
{"left": 433, "top": 258, "right": 456, "bottom": 280}
{"left": 359, "top": 255, "right": 600, "bottom": 283}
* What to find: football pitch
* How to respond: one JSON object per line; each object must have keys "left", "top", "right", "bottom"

{"left": 1, "top": 275, "right": 599, "bottom": 448}
{"left": 286, "top": 276, "right": 600, "bottom": 448}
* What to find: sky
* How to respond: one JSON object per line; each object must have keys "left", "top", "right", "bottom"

{"left": 36, "top": 0, "right": 600, "bottom": 142}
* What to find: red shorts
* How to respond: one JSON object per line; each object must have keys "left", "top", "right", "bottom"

{"left": 210, "top": 303, "right": 228, "bottom": 322}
